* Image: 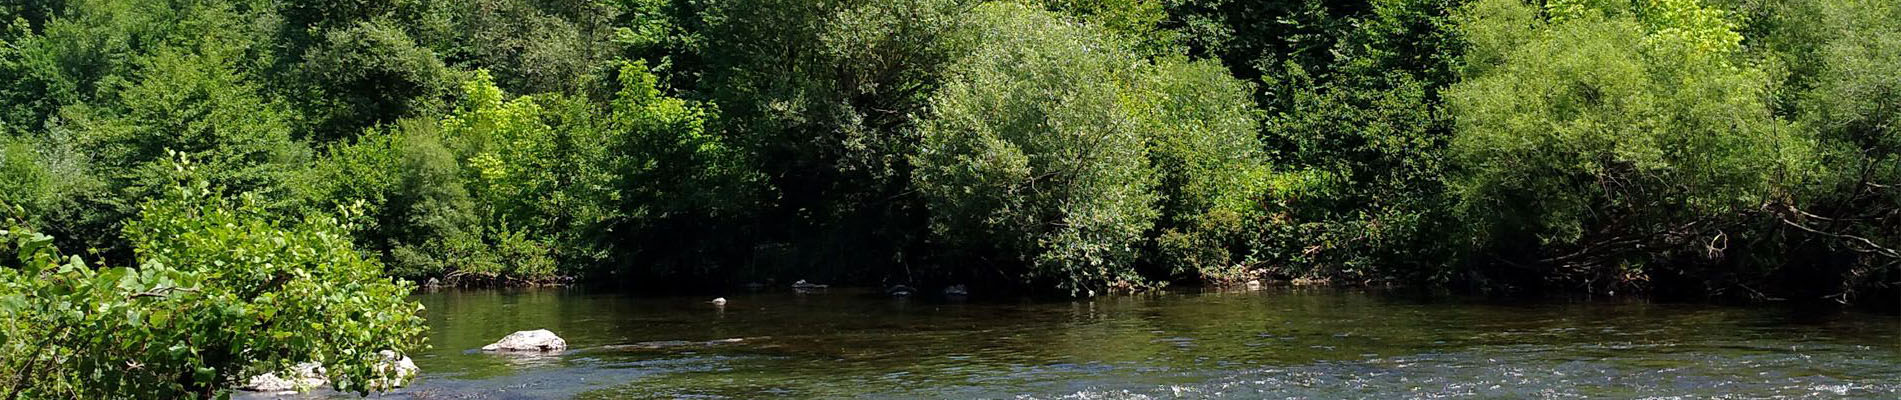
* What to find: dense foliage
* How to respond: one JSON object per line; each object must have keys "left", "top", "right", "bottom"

{"left": 915, "top": 3, "right": 1265, "bottom": 294}
{"left": 0, "top": 0, "right": 1893, "bottom": 323}
{"left": 1446, "top": 0, "right": 1807, "bottom": 291}
{"left": 0, "top": 166, "right": 426, "bottom": 398}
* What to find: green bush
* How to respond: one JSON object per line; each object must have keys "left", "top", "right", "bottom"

{"left": 697, "top": 0, "right": 972, "bottom": 282}
{"left": 294, "top": 19, "right": 453, "bottom": 141}
{"left": 1444, "top": 0, "right": 1812, "bottom": 289}
{"left": 914, "top": 3, "right": 1265, "bottom": 295}
{"left": 1738, "top": 0, "right": 1901, "bottom": 301}
{"left": 0, "top": 168, "right": 426, "bottom": 398}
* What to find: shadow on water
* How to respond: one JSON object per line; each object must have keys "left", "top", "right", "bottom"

{"left": 251, "top": 287, "right": 1901, "bottom": 399}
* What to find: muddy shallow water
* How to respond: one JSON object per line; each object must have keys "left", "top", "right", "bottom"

{"left": 245, "top": 287, "right": 1901, "bottom": 399}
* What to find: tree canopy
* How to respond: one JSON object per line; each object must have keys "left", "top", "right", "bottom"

{"left": 1, "top": 3, "right": 1896, "bottom": 394}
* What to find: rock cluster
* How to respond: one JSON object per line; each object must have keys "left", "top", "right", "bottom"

{"left": 241, "top": 362, "right": 326, "bottom": 393}
{"left": 239, "top": 351, "right": 418, "bottom": 393}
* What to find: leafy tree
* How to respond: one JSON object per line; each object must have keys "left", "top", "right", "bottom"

{"left": 590, "top": 61, "right": 760, "bottom": 281}
{"left": 915, "top": 3, "right": 1264, "bottom": 294}
{"left": 293, "top": 19, "right": 453, "bottom": 141}
{"left": 1038, "top": 0, "right": 1176, "bottom": 54}
{"left": 0, "top": 0, "right": 241, "bottom": 135}
{"left": 1137, "top": 59, "right": 1272, "bottom": 282}
{"left": 1443, "top": 0, "right": 1811, "bottom": 291}
{"left": 1736, "top": 0, "right": 1901, "bottom": 301}
{"left": 291, "top": 129, "right": 404, "bottom": 243}
{"left": 1789, "top": 0, "right": 1900, "bottom": 271}
{"left": 700, "top": 0, "right": 973, "bottom": 282}
{"left": 609, "top": 0, "right": 707, "bottom": 91}
{"left": 0, "top": 0, "right": 64, "bottom": 33}
{"left": 384, "top": 125, "right": 494, "bottom": 281}
{"left": 1165, "top": 0, "right": 1374, "bottom": 110}
{"left": 443, "top": 0, "right": 609, "bottom": 95}
{"left": 1248, "top": 0, "right": 1465, "bottom": 284}
{"left": 51, "top": 42, "right": 309, "bottom": 261}
{"left": 0, "top": 171, "right": 426, "bottom": 398}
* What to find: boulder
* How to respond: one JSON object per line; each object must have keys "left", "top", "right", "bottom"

{"left": 241, "top": 362, "right": 326, "bottom": 393}
{"left": 239, "top": 352, "right": 420, "bottom": 393}
{"left": 482, "top": 329, "right": 568, "bottom": 352}
{"left": 368, "top": 350, "right": 420, "bottom": 390}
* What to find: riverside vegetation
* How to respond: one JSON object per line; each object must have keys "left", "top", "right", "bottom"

{"left": 0, "top": 0, "right": 1896, "bottom": 397}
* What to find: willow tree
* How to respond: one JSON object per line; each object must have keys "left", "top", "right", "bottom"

{"left": 1786, "top": 0, "right": 1901, "bottom": 298}
{"left": 913, "top": 3, "right": 1265, "bottom": 295}
{"left": 1444, "top": 0, "right": 1812, "bottom": 290}
{"left": 1742, "top": 0, "right": 1901, "bottom": 301}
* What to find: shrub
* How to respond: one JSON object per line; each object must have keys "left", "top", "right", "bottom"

{"left": 0, "top": 164, "right": 426, "bottom": 398}
{"left": 914, "top": 3, "right": 1265, "bottom": 294}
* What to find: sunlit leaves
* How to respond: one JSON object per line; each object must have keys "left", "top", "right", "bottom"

{"left": 0, "top": 169, "right": 426, "bottom": 398}
{"left": 1444, "top": 0, "right": 1809, "bottom": 285}
{"left": 915, "top": 3, "right": 1264, "bottom": 294}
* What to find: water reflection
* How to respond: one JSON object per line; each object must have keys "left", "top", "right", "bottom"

{"left": 247, "top": 288, "right": 1901, "bottom": 399}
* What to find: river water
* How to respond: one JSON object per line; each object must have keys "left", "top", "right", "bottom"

{"left": 267, "top": 287, "right": 1900, "bottom": 399}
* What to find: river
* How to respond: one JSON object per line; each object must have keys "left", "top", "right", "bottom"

{"left": 253, "top": 287, "right": 1901, "bottom": 399}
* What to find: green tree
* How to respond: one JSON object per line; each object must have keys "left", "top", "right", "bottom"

{"left": 700, "top": 0, "right": 973, "bottom": 283}
{"left": 1164, "top": 0, "right": 1374, "bottom": 110}
{"left": 0, "top": 0, "right": 64, "bottom": 33}
{"left": 1247, "top": 0, "right": 1465, "bottom": 284}
{"left": 443, "top": 0, "right": 609, "bottom": 94}
{"left": 1444, "top": 0, "right": 1810, "bottom": 291}
{"left": 1138, "top": 59, "right": 1272, "bottom": 283}
{"left": 0, "top": 0, "right": 255, "bottom": 137}
{"left": 915, "top": 3, "right": 1265, "bottom": 294}
{"left": 1739, "top": 0, "right": 1901, "bottom": 301}
{"left": 591, "top": 61, "right": 760, "bottom": 281}
{"left": 1038, "top": 0, "right": 1176, "bottom": 54}
{"left": 384, "top": 125, "right": 497, "bottom": 281}
{"left": 293, "top": 19, "right": 453, "bottom": 141}
{"left": 52, "top": 42, "right": 309, "bottom": 261}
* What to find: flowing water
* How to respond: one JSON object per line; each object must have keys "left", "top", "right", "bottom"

{"left": 255, "top": 287, "right": 1901, "bottom": 399}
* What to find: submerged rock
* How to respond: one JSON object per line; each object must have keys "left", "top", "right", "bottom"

{"left": 887, "top": 285, "right": 915, "bottom": 297}
{"left": 791, "top": 279, "right": 829, "bottom": 289}
{"left": 943, "top": 284, "right": 969, "bottom": 296}
{"left": 1245, "top": 280, "right": 1262, "bottom": 290}
{"left": 602, "top": 337, "right": 760, "bottom": 351}
{"left": 482, "top": 329, "right": 568, "bottom": 352}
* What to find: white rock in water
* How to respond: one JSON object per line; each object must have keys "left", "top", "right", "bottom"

{"left": 241, "top": 362, "right": 326, "bottom": 392}
{"left": 239, "top": 352, "right": 418, "bottom": 393}
{"left": 887, "top": 285, "right": 915, "bottom": 297}
{"left": 710, "top": 297, "right": 727, "bottom": 305}
{"left": 368, "top": 350, "right": 420, "bottom": 390}
{"left": 482, "top": 329, "right": 568, "bottom": 352}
